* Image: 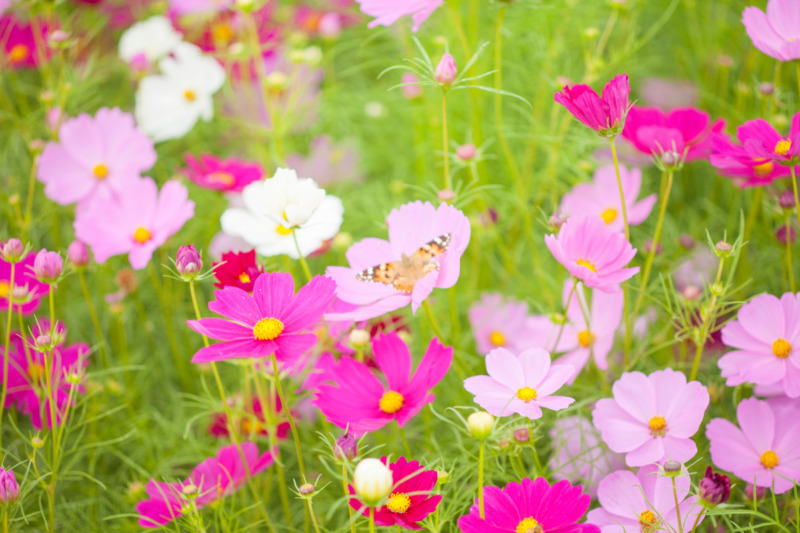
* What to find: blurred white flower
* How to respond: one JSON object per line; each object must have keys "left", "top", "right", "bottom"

{"left": 118, "top": 16, "right": 182, "bottom": 67}
{"left": 134, "top": 44, "right": 225, "bottom": 142}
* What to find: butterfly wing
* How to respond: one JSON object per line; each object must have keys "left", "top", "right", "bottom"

{"left": 355, "top": 233, "right": 452, "bottom": 293}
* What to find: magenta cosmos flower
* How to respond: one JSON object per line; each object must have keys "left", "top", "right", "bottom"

{"left": 355, "top": 0, "right": 442, "bottom": 32}
{"left": 560, "top": 164, "right": 657, "bottom": 233}
{"left": 743, "top": 0, "right": 800, "bottom": 62}
{"left": 182, "top": 153, "right": 264, "bottom": 193}
{"left": 586, "top": 464, "right": 704, "bottom": 532}
{"left": 711, "top": 121, "right": 793, "bottom": 187}
{"left": 468, "top": 293, "right": 542, "bottom": 356}
{"left": 622, "top": 106, "right": 725, "bottom": 161}
{"left": 74, "top": 178, "right": 194, "bottom": 270}
{"left": 706, "top": 397, "right": 800, "bottom": 494}
{"left": 312, "top": 332, "right": 452, "bottom": 436}
{"left": 459, "top": 477, "right": 599, "bottom": 533}
{"left": 187, "top": 272, "right": 336, "bottom": 364}
{"left": 0, "top": 15, "right": 51, "bottom": 69}
{"left": 0, "top": 252, "right": 49, "bottom": 315}
{"left": 348, "top": 457, "right": 441, "bottom": 529}
{"left": 544, "top": 216, "right": 639, "bottom": 292}
{"left": 136, "top": 442, "right": 274, "bottom": 528}
{"left": 718, "top": 292, "right": 800, "bottom": 397}
{"left": 38, "top": 108, "right": 156, "bottom": 207}
{"left": 327, "top": 201, "right": 470, "bottom": 321}
{"left": 593, "top": 369, "right": 709, "bottom": 467}
{"left": 554, "top": 74, "right": 630, "bottom": 137}
{"left": 464, "top": 347, "right": 574, "bottom": 420}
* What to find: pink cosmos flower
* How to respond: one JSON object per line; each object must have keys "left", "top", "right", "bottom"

{"left": 38, "top": 108, "right": 156, "bottom": 207}
{"left": 554, "top": 74, "right": 630, "bottom": 137}
{"left": 348, "top": 457, "right": 441, "bottom": 529}
{"left": 544, "top": 216, "right": 639, "bottom": 292}
{"left": 188, "top": 272, "right": 335, "bottom": 364}
{"left": 640, "top": 78, "right": 699, "bottom": 110}
{"left": 712, "top": 123, "right": 793, "bottom": 187}
{"left": 286, "top": 135, "right": 363, "bottom": 187}
{"left": 0, "top": 15, "right": 50, "bottom": 69}
{"left": 458, "top": 477, "right": 599, "bottom": 533}
{"left": 74, "top": 178, "right": 194, "bottom": 270}
{"left": 168, "top": 0, "right": 232, "bottom": 15}
{"left": 548, "top": 416, "right": 625, "bottom": 498}
{"left": 327, "top": 201, "right": 471, "bottom": 321}
{"left": 719, "top": 292, "right": 800, "bottom": 397}
{"left": 560, "top": 164, "right": 657, "bottom": 233}
{"left": 622, "top": 106, "right": 725, "bottom": 161}
{"left": 0, "top": 252, "right": 49, "bottom": 315}
{"left": 136, "top": 442, "right": 274, "bottom": 528}
{"left": 182, "top": 153, "right": 264, "bottom": 193}
{"left": 586, "top": 464, "right": 704, "bottom": 532}
{"left": 743, "top": 0, "right": 800, "bottom": 62}
{"left": 464, "top": 347, "right": 574, "bottom": 419}
{"left": 720, "top": 113, "right": 800, "bottom": 169}
{"left": 592, "top": 369, "right": 709, "bottom": 467}
{"left": 467, "top": 293, "right": 542, "bottom": 356}
{"left": 706, "top": 397, "right": 800, "bottom": 494}
{"left": 208, "top": 394, "right": 289, "bottom": 441}
{"left": 312, "top": 332, "right": 452, "bottom": 436}
{"left": 355, "top": 0, "right": 442, "bottom": 32}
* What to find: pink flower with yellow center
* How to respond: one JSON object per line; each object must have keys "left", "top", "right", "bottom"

{"left": 467, "top": 293, "right": 542, "bottom": 356}
{"left": 711, "top": 118, "right": 793, "bottom": 187}
{"left": 622, "top": 106, "right": 725, "bottom": 162}
{"left": 182, "top": 153, "right": 264, "bottom": 193}
{"left": 1, "top": 15, "right": 51, "bottom": 69}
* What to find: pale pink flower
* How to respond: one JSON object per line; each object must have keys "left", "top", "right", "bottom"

{"left": 743, "top": 0, "right": 800, "bottom": 62}
{"left": 285, "top": 136, "right": 362, "bottom": 187}
{"left": 355, "top": 0, "right": 442, "bottom": 32}
{"left": 468, "top": 293, "right": 542, "bottom": 356}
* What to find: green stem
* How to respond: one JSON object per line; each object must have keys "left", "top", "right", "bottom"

{"left": 77, "top": 270, "right": 107, "bottom": 368}
{"left": 672, "top": 477, "right": 684, "bottom": 533}
{"left": 0, "top": 262, "right": 15, "bottom": 449}
{"left": 421, "top": 300, "right": 445, "bottom": 341}
{"left": 787, "top": 214, "right": 796, "bottom": 293}
{"left": 307, "top": 500, "right": 321, "bottom": 533}
{"left": 609, "top": 138, "right": 629, "bottom": 241}
{"left": 442, "top": 89, "right": 451, "bottom": 191}
{"left": 271, "top": 354, "right": 306, "bottom": 480}
{"left": 689, "top": 257, "right": 725, "bottom": 381}
{"left": 21, "top": 153, "right": 39, "bottom": 242}
{"left": 369, "top": 506, "right": 376, "bottom": 533}
{"left": 551, "top": 278, "right": 578, "bottom": 352}
{"left": 478, "top": 440, "right": 486, "bottom": 519}
{"left": 343, "top": 462, "right": 356, "bottom": 533}
{"left": 790, "top": 165, "right": 800, "bottom": 233}
{"left": 689, "top": 509, "right": 706, "bottom": 533}
{"left": 292, "top": 229, "right": 312, "bottom": 282}
{"left": 398, "top": 422, "right": 412, "bottom": 456}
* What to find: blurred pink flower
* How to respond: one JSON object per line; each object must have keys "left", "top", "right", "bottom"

{"left": 0, "top": 252, "right": 49, "bottom": 315}
{"left": 0, "top": 15, "right": 51, "bottom": 69}
{"left": 286, "top": 136, "right": 363, "bottom": 187}
{"left": 464, "top": 347, "right": 574, "bottom": 420}
{"left": 743, "top": 0, "right": 800, "bottom": 62}
{"left": 712, "top": 122, "right": 794, "bottom": 187}
{"left": 182, "top": 153, "right": 264, "bottom": 193}
{"left": 560, "top": 164, "right": 657, "bottom": 233}
{"left": 622, "top": 106, "right": 725, "bottom": 161}
{"left": 401, "top": 72, "right": 423, "bottom": 99}
{"left": 706, "top": 397, "right": 800, "bottom": 493}
{"left": 355, "top": 0, "right": 442, "bottom": 32}
{"left": 313, "top": 332, "right": 452, "bottom": 436}
{"left": 592, "top": 368, "right": 709, "bottom": 466}
{"left": 544, "top": 216, "right": 639, "bottom": 292}
{"left": 38, "top": 108, "right": 156, "bottom": 207}
{"left": 719, "top": 292, "right": 800, "bottom": 397}
{"left": 169, "top": 0, "right": 232, "bottom": 15}
{"left": 554, "top": 74, "right": 630, "bottom": 137}
{"left": 467, "top": 293, "right": 542, "bottom": 356}
{"left": 640, "top": 78, "right": 699, "bottom": 110}
{"left": 327, "top": 201, "right": 471, "bottom": 320}
{"left": 73, "top": 178, "right": 194, "bottom": 270}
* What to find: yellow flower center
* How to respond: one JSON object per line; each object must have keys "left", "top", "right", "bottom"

{"left": 761, "top": 450, "right": 779, "bottom": 469}
{"left": 208, "top": 171, "right": 235, "bottom": 186}
{"left": 516, "top": 387, "right": 537, "bottom": 402}
{"left": 379, "top": 390, "right": 404, "bottom": 413}
{"left": 775, "top": 139, "right": 792, "bottom": 156}
{"left": 184, "top": 89, "right": 196, "bottom": 102}
{"left": 489, "top": 330, "right": 506, "bottom": 346}
{"left": 773, "top": 338, "right": 792, "bottom": 359}
{"left": 578, "top": 330, "right": 595, "bottom": 347}
{"left": 753, "top": 161, "right": 774, "bottom": 177}
{"left": 252, "top": 317, "right": 284, "bottom": 341}
{"left": 93, "top": 163, "right": 109, "bottom": 179}
{"left": 27, "top": 362, "right": 45, "bottom": 382}
{"left": 8, "top": 44, "right": 28, "bottom": 63}
{"left": 639, "top": 509, "right": 658, "bottom": 529}
{"left": 386, "top": 492, "right": 411, "bottom": 513}
{"left": 241, "top": 416, "right": 264, "bottom": 435}
{"left": 516, "top": 517, "right": 541, "bottom": 533}
{"left": 576, "top": 258, "right": 597, "bottom": 272}
{"left": 648, "top": 415, "right": 667, "bottom": 436}
{"left": 212, "top": 22, "right": 234, "bottom": 44}
{"left": 239, "top": 272, "right": 251, "bottom": 284}
{"left": 0, "top": 281, "right": 9, "bottom": 300}
{"left": 133, "top": 227, "right": 152, "bottom": 243}
{"left": 276, "top": 225, "right": 294, "bottom": 236}
{"left": 600, "top": 207, "right": 618, "bottom": 224}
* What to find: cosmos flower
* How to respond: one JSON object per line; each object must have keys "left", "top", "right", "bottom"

{"left": 212, "top": 250, "right": 265, "bottom": 292}
{"left": 0, "top": 252, "right": 49, "bottom": 315}
{"left": 38, "top": 107, "right": 157, "bottom": 207}
{"left": 718, "top": 292, "right": 800, "bottom": 397}
{"left": 560, "top": 164, "right": 657, "bottom": 233}
{"left": 312, "top": 332, "right": 452, "bottom": 436}
{"left": 544, "top": 216, "right": 639, "bottom": 292}
{"left": 742, "top": 0, "right": 800, "bottom": 62}
{"left": 187, "top": 272, "right": 336, "bottom": 365}
{"left": 622, "top": 106, "right": 725, "bottom": 161}
{"left": 718, "top": 113, "right": 800, "bottom": 168}
{"left": 168, "top": 0, "right": 233, "bottom": 16}
{"left": 327, "top": 201, "right": 471, "bottom": 320}
{"left": 182, "top": 153, "right": 264, "bottom": 193}
{"left": 640, "top": 78, "right": 699, "bottom": 110}
{"left": 118, "top": 15, "right": 182, "bottom": 69}
{"left": 711, "top": 121, "right": 793, "bottom": 187}
{"left": 0, "top": 15, "right": 51, "bottom": 69}
{"left": 74, "top": 178, "right": 194, "bottom": 270}
{"left": 355, "top": 0, "right": 442, "bottom": 32}
{"left": 208, "top": 395, "right": 289, "bottom": 441}
{"left": 286, "top": 136, "right": 363, "bottom": 187}
{"left": 706, "top": 397, "right": 800, "bottom": 494}
{"left": 586, "top": 464, "right": 704, "bottom": 532}
{"left": 458, "top": 477, "right": 599, "bottom": 533}
{"left": 592, "top": 368, "right": 709, "bottom": 467}
{"left": 554, "top": 74, "right": 630, "bottom": 137}
{"left": 467, "top": 293, "right": 542, "bottom": 356}
{"left": 463, "top": 347, "right": 574, "bottom": 420}
{"left": 348, "top": 457, "right": 441, "bottom": 529}
{"left": 136, "top": 442, "right": 274, "bottom": 528}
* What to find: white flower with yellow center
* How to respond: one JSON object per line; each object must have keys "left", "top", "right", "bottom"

{"left": 118, "top": 16, "right": 182, "bottom": 66}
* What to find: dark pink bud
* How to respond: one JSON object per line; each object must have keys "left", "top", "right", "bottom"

{"left": 644, "top": 239, "right": 662, "bottom": 255}
{"left": 698, "top": 466, "right": 730, "bottom": 506}
{"left": 33, "top": 249, "right": 63, "bottom": 283}
{"left": 2, "top": 239, "right": 24, "bottom": 262}
{"left": 176, "top": 245, "right": 203, "bottom": 279}
{"left": 745, "top": 483, "right": 766, "bottom": 501}
{"left": 434, "top": 54, "right": 457, "bottom": 86}
{"left": 513, "top": 428, "right": 530, "bottom": 443}
{"left": 0, "top": 468, "right": 19, "bottom": 503}
{"left": 679, "top": 234, "right": 695, "bottom": 249}
{"left": 333, "top": 433, "right": 358, "bottom": 461}
{"left": 779, "top": 190, "right": 796, "bottom": 210}
{"left": 67, "top": 241, "right": 90, "bottom": 267}
{"left": 776, "top": 224, "right": 797, "bottom": 245}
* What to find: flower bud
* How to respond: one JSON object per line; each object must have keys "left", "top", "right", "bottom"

{"left": 35, "top": 335, "right": 52, "bottom": 351}
{"left": 776, "top": 225, "right": 797, "bottom": 245}
{"left": 33, "top": 249, "right": 63, "bottom": 283}
{"left": 758, "top": 81, "right": 775, "bottom": 96}
{"left": 717, "top": 55, "right": 734, "bottom": 68}
{"left": 679, "top": 234, "right": 695, "bottom": 250}
{"left": 299, "top": 482, "right": 315, "bottom": 496}
{"left": 497, "top": 439, "right": 511, "bottom": 450}
{"left": 660, "top": 150, "right": 680, "bottom": 168}
{"left": 0, "top": 468, "right": 20, "bottom": 504}
{"left": 663, "top": 461, "right": 682, "bottom": 476}
{"left": 438, "top": 189, "right": 455, "bottom": 202}
{"left": 401, "top": 73, "right": 423, "bottom": 100}
{"left": 334, "top": 433, "right": 359, "bottom": 461}
{"left": 435, "top": 470, "right": 450, "bottom": 485}
{"left": 333, "top": 232, "right": 353, "bottom": 252}
{"left": 682, "top": 285, "right": 701, "bottom": 301}
{"left": 353, "top": 458, "right": 392, "bottom": 506}
{"left": 456, "top": 144, "right": 477, "bottom": 161}
{"left": 698, "top": 466, "right": 730, "bottom": 506}
{"left": 548, "top": 212, "right": 567, "bottom": 232}
{"left": 467, "top": 411, "right": 494, "bottom": 440}
{"left": 779, "top": 190, "right": 796, "bottom": 210}
{"left": 349, "top": 330, "right": 370, "bottom": 350}
{"left": 513, "top": 427, "right": 530, "bottom": 443}
{"left": 176, "top": 244, "right": 203, "bottom": 279}
{"left": 714, "top": 240, "right": 732, "bottom": 257}
{"left": 1, "top": 239, "right": 24, "bottom": 262}
{"left": 318, "top": 13, "right": 342, "bottom": 39}
{"left": 29, "top": 139, "right": 46, "bottom": 153}
{"left": 643, "top": 239, "right": 662, "bottom": 256}
{"left": 49, "top": 30, "right": 69, "bottom": 46}
{"left": 745, "top": 483, "right": 766, "bottom": 501}
{"left": 31, "top": 436, "right": 44, "bottom": 448}
{"left": 182, "top": 483, "right": 198, "bottom": 497}
{"left": 434, "top": 54, "right": 457, "bottom": 86}
{"left": 67, "top": 241, "right": 90, "bottom": 267}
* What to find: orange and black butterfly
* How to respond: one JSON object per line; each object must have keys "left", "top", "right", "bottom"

{"left": 355, "top": 233, "right": 452, "bottom": 293}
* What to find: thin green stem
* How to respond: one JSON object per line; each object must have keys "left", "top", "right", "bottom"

{"left": 271, "top": 353, "right": 306, "bottom": 480}
{"left": 689, "top": 509, "right": 706, "bottom": 533}
{"left": 398, "top": 422, "right": 412, "bottom": 456}
{"left": 21, "top": 153, "right": 39, "bottom": 242}
{"left": 478, "top": 440, "right": 486, "bottom": 519}
{"left": 421, "top": 300, "right": 445, "bottom": 341}
{"left": 343, "top": 462, "right": 356, "bottom": 533}
{"left": 369, "top": 506, "right": 376, "bottom": 533}
{"left": 292, "top": 229, "right": 312, "bottom": 282}
{"left": 551, "top": 279, "right": 578, "bottom": 352}
{"left": 77, "top": 270, "right": 107, "bottom": 368}
{"left": 307, "top": 500, "right": 321, "bottom": 533}
{"left": 442, "top": 89, "right": 451, "bottom": 191}
{"left": 672, "top": 477, "right": 684, "bottom": 533}
{"left": 787, "top": 214, "right": 796, "bottom": 293}
{"left": 0, "top": 262, "right": 15, "bottom": 449}
{"left": 790, "top": 165, "right": 800, "bottom": 232}
{"left": 689, "top": 257, "right": 725, "bottom": 381}
{"left": 609, "top": 138, "right": 629, "bottom": 241}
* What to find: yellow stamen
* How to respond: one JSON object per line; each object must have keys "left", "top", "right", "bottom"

{"left": 516, "top": 387, "right": 537, "bottom": 402}
{"left": 184, "top": 89, "right": 196, "bottom": 102}
{"left": 133, "top": 227, "right": 152, "bottom": 243}
{"left": 276, "top": 225, "right": 293, "bottom": 236}
{"left": 0, "top": 281, "right": 9, "bottom": 300}
{"left": 241, "top": 416, "right": 264, "bottom": 435}
{"left": 386, "top": 492, "right": 411, "bottom": 513}
{"left": 576, "top": 258, "right": 597, "bottom": 272}
{"left": 208, "top": 171, "right": 235, "bottom": 186}
{"left": 379, "top": 390, "right": 404, "bottom": 414}
{"left": 775, "top": 139, "right": 792, "bottom": 156}
{"left": 753, "top": 161, "right": 774, "bottom": 177}
{"left": 516, "top": 517, "right": 540, "bottom": 533}
{"left": 773, "top": 338, "right": 792, "bottom": 359}
{"left": 93, "top": 164, "right": 109, "bottom": 179}
{"left": 238, "top": 272, "right": 251, "bottom": 284}
{"left": 639, "top": 509, "right": 658, "bottom": 529}
{"left": 648, "top": 415, "right": 667, "bottom": 436}
{"left": 8, "top": 44, "right": 28, "bottom": 63}
{"left": 761, "top": 450, "right": 779, "bottom": 469}
{"left": 600, "top": 207, "right": 618, "bottom": 224}
{"left": 27, "top": 362, "right": 45, "bottom": 382}
{"left": 212, "top": 22, "right": 234, "bottom": 44}
{"left": 578, "top": 330, "right": 595, "bottom": 347}
{"left": 253, "top": 317, "right": 284, "bottom": 341}
{"left": 489, "top": 331, "right": 506, "bottom": 347}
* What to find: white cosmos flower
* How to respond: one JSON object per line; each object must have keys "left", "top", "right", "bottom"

{"left": 118, "top": 16, "right": 182, "bottom": 66}
{"left": 134, "top": 43, "right": 225, "bottom": 142}
{"left": 220, "top": 169, "right": 344, "bottom": 258}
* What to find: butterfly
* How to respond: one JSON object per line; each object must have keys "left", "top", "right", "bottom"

{"left": 355, "top": 233, "right": 452, "bottom": 293}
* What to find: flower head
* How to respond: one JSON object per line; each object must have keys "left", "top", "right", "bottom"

{"left": 592, "top": 368, "right": 709, "bottom": 466}
{"left": 743, "top": 0, "right": 800, "bottom": 62}
{"left": 0, "top": 252, "right": 49, "bottom": 315}
{"left": 182, "top": 153, "right": 264, "bottom": 193}
{"left": 1, "top": 15, "right": 51, "bottom": 69}
{"left": 458, "top": 477, "right": 598, "bottom": 533}
{"left": 464, "top": 347, "right": 575, "bottom": 420}
{"left": 212, "top": 250, "right": 265, "bottom": 292}
{"left": 118, "top": 15, "right": 182, "bottom": 68}
{"left": 187, "top": 272, "right": 336, "bottom": 364}
{"left": 313, "top": 332, "right": 452, "bottom": 435}
{"left": 468, "top": 293, "right": 542, "bottom": 355}
{"left": 175, "top": 245, "right": 203, "bottom": 279}
{"left": 32, "top": 249, "right": 63, "bottom": 283}
{"left": 352, "top": 458, "right": 393, "bottom": 507}
{"left": 66, "top": 241, "right": 90, "bottom": 267}
{"left": 433, "top": 54, "right": 457, "bottom": 86}
{"left": 544, "top": 216, "right": 639, "bottom": 292}
{"left": 711, "top": 120, "right": 793, "bottom": 187}
{"left": 622, "top": 106, "right": 725, "bottom": 161}
{"left": 0, "top": 468, "right": 19, "bottom": 504}
{"left": 355, "top": 0, "right": 443, "bottom": 32}
{"left": 698, "top": 466, "right": 731, "bottom": 506}
{"left": 554, "top": 74, "right": 630, "bottom": 137}
{"left": 286, "top": 136, "right": 363, "bottom": 187}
